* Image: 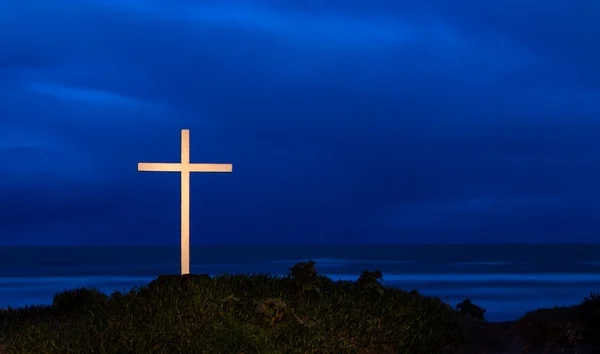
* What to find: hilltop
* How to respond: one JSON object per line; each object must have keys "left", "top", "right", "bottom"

{"left": 1, "top": 261, "right": 599, "bottom": 353}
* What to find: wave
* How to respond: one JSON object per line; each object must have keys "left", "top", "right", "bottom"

{"left": 3, "top": 271, "right": 600, "bottom": 296}
{"left": 429, "top": 286, "right": 541, "bottom": 296}
{"left": 266, "top": 258, "right": 415, "bottom": 265}
{"left": 4, "top": 272, "right": 600, "bottom": 285}
{"left": 448, "top": 261, "right": 525, "bottom": 266}
{"left": 0, "top": 276, "right": 155, "bottom": 286}
{"left": 319, "top": 273, "right": 600, "bottom": 283}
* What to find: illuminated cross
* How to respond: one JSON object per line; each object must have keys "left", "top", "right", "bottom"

{"left": 138, "top": 129, "right": 232, "bottom": 275}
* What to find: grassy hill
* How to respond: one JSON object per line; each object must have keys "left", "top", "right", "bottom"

{"left": 1, "top": 261, "right": 599, "bottom": 353}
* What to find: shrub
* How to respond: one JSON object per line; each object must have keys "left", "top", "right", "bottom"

{"left": 578, "top": 292, "right": 600, "bottom": 347}
{"left": 255, "top": 298, "right": 287, "bottom": 327}
{"left": 356, "top": 270, "right": 385, "bottom": 295}
{"left": 456, "top": 298, "right": 486, "bottom": 321}
{"left": 288, "top": 260, "right": 320, "bottom": 292}
{"left": 1, "top": 262, "right": 468, "bottom": 353}
{"left": 515, "top": 306, "right": 584, "bottom": 350}
{"left": 51, "top": 287, "right": 108, "bottom": 312}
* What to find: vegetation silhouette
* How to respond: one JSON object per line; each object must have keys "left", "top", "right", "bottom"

{"left": 0, "top": 261, "right": 599, "bottom": 353}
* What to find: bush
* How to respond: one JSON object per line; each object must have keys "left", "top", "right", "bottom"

{"left": 51, "top": 287, "right": 108, "bottom": 312}
{"left": 515, "top": 306, "right": 584, "bottom": 349}
{"left": 456, "top": 298, "right": 486, "bottom": 321}
{"left": 0, "top": 262, "right": 468, "bottom": 353}
{"left": 579, "top": 292, "right": 600, "bottom": 346}
{"left": 514, "top": 292, "right": 600, "bottom": 351}
{"left": 356, "top": 270, "right": 385, "bottom": 295}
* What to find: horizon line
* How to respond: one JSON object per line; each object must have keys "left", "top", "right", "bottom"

{"left": 2, "top": 242, "right": 600, "bottom": 247}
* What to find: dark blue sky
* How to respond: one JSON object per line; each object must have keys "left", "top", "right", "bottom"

{"left": 1, "top": 0, "right": 599, "bottom": 245}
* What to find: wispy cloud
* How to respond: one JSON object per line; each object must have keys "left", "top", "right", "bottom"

{"left": 1, "top": 0, "right": 599, "bottom": 244}
{"left": 27, "top": 82, "right": 151, "bottom": 107}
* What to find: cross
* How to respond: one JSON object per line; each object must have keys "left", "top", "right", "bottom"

{"left": 138, "top": 129, "right": 232, "bottom": 275}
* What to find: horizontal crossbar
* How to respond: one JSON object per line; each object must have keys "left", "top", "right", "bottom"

{"left": 138, "top": 162, "right": 232, "bottom": 172}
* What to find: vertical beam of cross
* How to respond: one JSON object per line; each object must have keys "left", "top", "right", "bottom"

{"left": 138, "top": 129, "right": 232, "bottom": 275}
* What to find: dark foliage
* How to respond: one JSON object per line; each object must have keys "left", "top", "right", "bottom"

{"left": 0, "top": 261, "right": 468, "bottom": 353}
{"left": 456, "top": 299, "right": 486, "bottom": 321}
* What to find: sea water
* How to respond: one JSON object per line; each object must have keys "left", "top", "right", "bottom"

{"left": 1, "top": 244, "right": 599, "bottom": 322}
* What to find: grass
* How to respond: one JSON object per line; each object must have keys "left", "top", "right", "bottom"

{"left": 0, "top": 261, "right": 468, "bottom": 353}
{"left": 512, "top": 292, "right": 600, "bottom": 351}
{"left": 2, "top": 261, "right": 600, "bottom": 353}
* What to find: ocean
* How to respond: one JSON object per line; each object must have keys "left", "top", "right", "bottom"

{"left": 1, "top": 244, "right": 599, "bottom": 322}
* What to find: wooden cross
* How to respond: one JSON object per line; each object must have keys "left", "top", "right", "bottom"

{"left": 138, "top": 129, "right": 232, "bottom": 275}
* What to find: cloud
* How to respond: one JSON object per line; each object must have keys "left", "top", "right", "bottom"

{"left": 1, "top": 0, "right": 599, "bottom": 244}
{"left": 27, "top": 82, "right": 150, "bottom": 107}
